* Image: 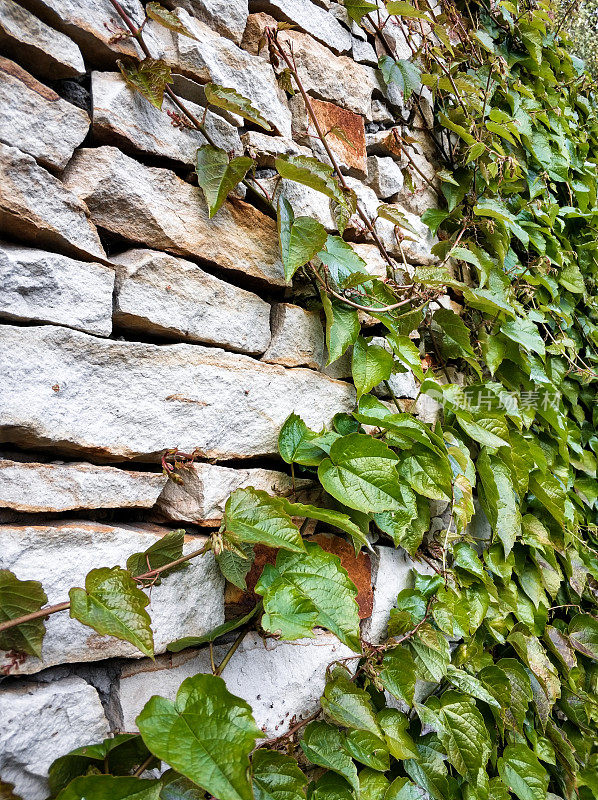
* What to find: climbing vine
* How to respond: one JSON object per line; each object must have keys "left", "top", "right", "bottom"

{"left": 1, "top": 0, "right": 598, "bottom": 798}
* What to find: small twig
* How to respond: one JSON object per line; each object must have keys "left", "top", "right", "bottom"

{"left": 133, "top": 754, "right": 155, "bottom": 778}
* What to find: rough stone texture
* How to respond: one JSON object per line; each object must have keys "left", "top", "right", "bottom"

{"left": 0, "top": 458, "right": 167, "bottom": 513}
{"left": 18, "top": 0, "right": 148, "bottom": 66}
{"left": 0, "top": 144, "right": 107, "bottom": 263}
{"left": 0, "top": 57, "right": 89, "bottom": 171}
{"left": 149, "top": 9, "right": 292, "bottom": 136}
{"left": 241, "top": 130, "right": 311, "bottom": 167}
{"left": 262, "top": 303, "right": 325, "bottom": 369}
{"left": 250, "top": 0, "right": 352, "bottom": 54}
{"left": 117, "top": 632, "right": 355, "bottom": 735}
{"left": 0, "top": 522, "right": 224, "bottom": 675}
{"left": 176, "top": 0, "right": 248, "bottom": 43}
{"left": 0, "top": 0, "right": 85, "bottom": 80}
{"left": 294, "top": 96, "right": 367, "bottom": 176}
{"left": 376, "top": 368, "right": 419, "bottom": 400}
{"left": 0, "top": 242, "right": 114, "bottom": 336}
{"left": 362, "top": 546, "right": 435, "bottom": 644}
{"left": 0, "top": 325, "right": 356, "bottom": 461}
{"left": 156, "top": 462, "right": 312, "bottom": 525}
{"left": 0, "top": 676, "right": 110, "bottom": 800}
{"left": 263, "top": 176, "right": 336, "bottom": 230}
{"left": 63, "top": 146, "right": 286, "bottom": 287}
{"left": 92, "top": 72, "right": 242, "bottom": 165}
{"left": 112, "top": 249, "right": 271, "bottom": 355}
{"left": 366, "top": 155, "right": 404, "bottom": 199}
{"left": 352, "top": 34, "right": 377, "bottom": 65}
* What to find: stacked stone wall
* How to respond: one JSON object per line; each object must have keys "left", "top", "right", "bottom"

{"left": 0, "top": 1, "right": 454, "bottom": 796}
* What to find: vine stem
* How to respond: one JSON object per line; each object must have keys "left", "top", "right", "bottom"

{"left": 0, "top": 543, "right": 211, "bottom": 635}
{"left": 267, "top": 32, "right": 397, "bottom": 273}
{"left": 132, "top": 754, "right": 155, "bottom": 778}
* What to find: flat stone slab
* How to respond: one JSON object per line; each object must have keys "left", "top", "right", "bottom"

{"left": 0, "top": 325, "right": 356, "bottom": 461}
{"left": 176, "top": 0, "right": 248, "bottom": 44}
{"left": 117, "top": 631, "right": 355, "bottom": 735}
{"left": 112, "top": 248, "right": 271, "bottom": 355}
{"left": 250, "top": 0, "right": 352, "bottom": 54}
{"left": 0, "top": 458, "right": 167, "bottom": 513}
{"left": 92, "top": 71, "right": 242, "bottom": 165}
{"left": 0, "top": 675, "right": 110, "bottom": 800}
{"left": 0, "top": 521, "right": 224, "bottom": 675}
{"left": 0, "top": 0, "right": 85, "bottom": 80}
{"left": 63, "top": 146, "right": 286, "bottom": 287}
{"left": 0, "top": 241, "right": 114, "bottom": 336}
{"left": 262, "top": 303, "right": 325, "bottom": 369}
{"left": 0, "top": 143, "right": 107, "bottom": 263}
{"left": 156, "top": 462, "right": 311, "bottom": 525}
{"left": 0, "top": 57, "right": 89, "bottom": 170}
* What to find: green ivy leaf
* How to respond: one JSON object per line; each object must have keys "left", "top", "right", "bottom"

{"left": 252, "top": 750, "right": 307, "bottom": 800}
{"left": 497, "top": 744, "right": 549, "bottom": 800}
{"left": 160, "top": 770, "right": 206, "bottom": 799}
{"left": 398, "top": 445, "right": 453, "bottom": 502}
{"left": 445, "top": 665, "right": 501, "bottom": 708}
{"left": 345, "top": 730, "right": 390, "bottom": 771}
{"left": 223, "top": 487, "right": 305, "bottom": 552}
{"left": 318, "top": 433, "right": 406, "bottom": 513}
{"left": 146, "top": 3, "right": 197, "bottom": 37}
{"left": 432, "top": 308, "right": 477, "bottom": 361}
{"left": 377, "top": 708, "right": 418, "bottom": 759}
{"left": 279, "top": 498, "right": 370, "bottom": 550}
{"left": 0, "top": 569, "right": 47, "bottom": 658}
{"left": 477, "top": 450, "right": 521, "bottom": 555}
{"left": 204, "top": 84, "right": 272, "bottom": 130}
{"left": 55, "top": 776, "right": 161, "bottom": 799}
{"left": 278, "top": 413, "right": 334, "bottom": 466}
{"left": 276, "top": 155, "right": 343, "bottom": 201}
{"left": 385, "top": 778, "right": 422, "bottom": 800}
{"left": 215, "top": 543, "right": 255, "bottom": 590}
{"left": 352, "top": 336, "right": 394, "bottom": 398}
{"left": 321, "top": 292, "right": 361, "bottom": 364}
{"left": 278, "top": 197, "right": 328, "bottom": 281}
{"left": 310, "top": 773, "right": 354, "bottom": 800}
{"left": 126, "top": 530, "right": 186, "bottom": 579}
{"left": 137, "top": 674, "right": 264, "bottom": 800}
{"left": 300, "top": 722, "right": 359, "bottom": 792}
{"left": 500, "top": 317, "right": 545, "bottom": 356}
{"left": 373, "top": 483, "right": 420, "bottom": 553}
{"left": 404, "top": 742, "right": 450, "bottom": 800}
{"left": 167, "top": 604, "right": 260, "bottom": 652}
{"left": 359, "top": 769, "right": 390, "bottom": 800}
{"left": 322, "top": 667, "right": 383, "bottom": 735}
{"left": 343, "top": 0, "right": 379, "bottom": 21}
{"left": 378, "top": 56, "right": 421, "bottom": 99}
{"left": 195, "top": 145, "right": 253, "bottom": 218}
{"left": 69, "top": 567, "right": 154, "bottom": 659}
{"left": 410, "top": 623, "right": 450, "bottom": 682}
{"left": 255, "top": 541, "right": 361, "bottom": 651}
{"left": 117, "top": 58, "right": 173, "bottom": 110}
{"left": 568, "top": 613, "right": 598, "bottom": 659}
{"left": 379, "top": 645, "right": 417, "bottom": 705}
{"left": 319, "top": 236, "right": 370, "bottom": 289}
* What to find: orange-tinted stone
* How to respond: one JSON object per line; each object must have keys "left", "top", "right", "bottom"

{"left": 309, "top": 98, "right": 367, "bottom": 175}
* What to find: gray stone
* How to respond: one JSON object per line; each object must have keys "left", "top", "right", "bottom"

{"left": 63, "top": 146, "right": 286, "bottom": 287}
{"left": 0, "top": 458, "right": 167, "bottom": 513}
{"left": 250, "top": 0, "right": 351, "bottom": 54}
{"left": 0, "top": 242, "right": 114, "bottom": 336}
{"left": 149, "top": 9, "right": 292, "bottom": 136}
{"left": 241, "top": 130, "right": 311, "bottom": 167}
{"left": 0, "top": 144, "right": 107, "bottom": 263}
{"left": 370, "top": 99, "right": 394, "bottom": 125}
{"left": 117, "top": 632, "right": 355, "bottom": 735}
{"left": 0, "top": 0, "right": 85, "bottom": 80}
{"left": 262, "top": 175, "right": 336, "bottom": 230}
{"left": 0, "top": 521, "right": 224, "bottom": 674}
{"left": 18, "top": 0, "right": 149, "bottom": 66}
{"left": 112, "top": 249, "right": 271, "bottom": 355}
{"left": 92, "top": 72, "right": 242, "bottom": 166}
{"left": 352, "top": 34, "right": 377, "bottom": 65}
{"left": 0, "top": 58, "right": 89, "bottom": 171}
{"left": 366, "top": 155, "right": 404, "bottom": 199}
{"left": 262, "top": 303, "right": 325, "bottom": 369}
{"left": 0, "top": 676, "right": 110, "bottom": 800}
{"left": 0, "top": 325, "right": 356, "bottom": 461}
{"left": 362, "top": 546, "right": 435, "bottom": 644}
{"left": 156, "top": 462, "right": 312, "bottom": 525}
{"left": 176, "top": 0, "right": 248, "bottom": 43}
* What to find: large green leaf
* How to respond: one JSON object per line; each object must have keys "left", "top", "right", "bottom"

{"left": 378, "top": 55, "right": 421, "bottom": 99}
{"left": 278, "top": 413, "right": 335, "bottom": 466}
{"left": 278, "top": 498, "right": 370, "bottom": 550}
{"left": 500, "top": 318, "right": 546, "bottom": 356}
{"left": 404, "top": 742, "right": 450, "bottom": 800}
{"left": 319, "top": 236, "right": 370, "bottom": 288}
{"left": 204, "top": 84, "right": 271, "bottom": 129}
{"left": 117, "top": 58, "right": 172, "bottom": 110}
{"left": 410, "top": 624, "right": 450, "bottom": 682}
{"left": 318, "top": 434, "right": 406, "bottom": 513}
{"left": 126, "top": 530, "right": 186, "bottom": 579}
{"left": 418, "top": 692, "right": 491, "bottom": 777}
{"left": 373, "top": 483, "right": 421, "bottom": 554}
{"left": 351, "top": 337, "right": 394, "bottom": 398}
{"left": 445, "top": 665, "right": 501, "bottom": 708}
{"left": 345, "top": 729, "right": 390, "bottom": 771}
{"left": 300, "top": 722, "right": 359, "bottom": 791}
{"left": 477, "top": 450, "right": 521, "bottom": 555}
{"left": 252, "top": 750, "right": 307, "bottom": 800}
{"left": 343, "top": 0, "right": 379, "bottom": 21}
{"left": 321, "top": 667, "right": 382, "bottom": 735}
{"left": 568, "top": 613, "right": 598, "bottom": 659}
{"left": 275, "top": 155, "right": 342, "bottom": 201}
{"left": 196, "top": 145, "right": 253, "bottom": 217}
{"left": 255, "top": 541, "right": 361, "bottom": 651}
{"left": 55, "top": 776, "right": 161, "bottom": 799}
{"left": 0, "top": 569, "right": 47, "bottom": 658}
{"left": 69, "top": 567, "right": 154, "bottom": 658}
{"left": 432, "top": 308, "right": 476, "bottom": 360}
{"left": 379, "top": 645, "right": 417, "bottom": 705}
{"left": 223, "top": 488, "right": 305, "bottom": 552}
{"left": 321, "top": 292, "right": 361, "bottom": 364}
{"left": 278, "top": 197, "right": 328, "bottom": 281}
{"left": 497, "top": 745, "right": 549, "bottom": 800}
{"left": 215, "top": 542, "right": 254, "bottom": 590}
{"left": 377, "top": 709, "right": 418, "bottom": 759}
{"left": 398, "top": 445, "right": 453, "bottom": 502}
{"left": 137, "top": 674, "right": 264, "bottom": 800}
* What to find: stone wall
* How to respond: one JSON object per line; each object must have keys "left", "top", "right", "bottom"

{"left": 0, "top": 1, "right": 447, "bottom": 796}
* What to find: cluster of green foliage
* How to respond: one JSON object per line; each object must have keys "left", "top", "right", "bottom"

{"left": 554, "top": 0, "right": 598, "bottom": 78}
{"left": 1, "top": 0, "right": 598, "bottom": 798}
